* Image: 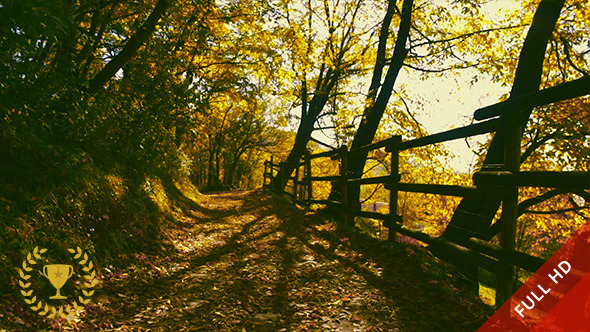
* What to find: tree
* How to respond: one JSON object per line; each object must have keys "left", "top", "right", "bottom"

{"left": 330, "top": 0, "right": 413, "bottom": 206}
{"left": 270, "top": 0, "right": 374, "bottom": 191}
{"left": 327, "top": 0, "right": 533, "bottom": 206}
{"left": 442, "top": 0, "right": 567, "bottom": 244}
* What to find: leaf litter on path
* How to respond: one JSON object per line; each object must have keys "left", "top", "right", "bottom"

{"left": 77, "top": 190, "right": 492, "bottom": 331}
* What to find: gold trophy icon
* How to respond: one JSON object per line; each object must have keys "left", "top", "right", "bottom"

{"left": 42, "top": 264, "right": 74, "bottom": 299}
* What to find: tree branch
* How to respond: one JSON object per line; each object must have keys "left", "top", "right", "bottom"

{"left": 522, "top": 206, "right": 588, "bottom": 215}
{"left": 520, "top": 131, "right": 556, "bottom": 163}
{"left": 309, "top": 136, "right": 337, "bottom": 150}
{"left": 517, "top": 188, "right": 567, "bottom": 216}
{"left": 402, "top": 62, "right": 479, "bottom": 73}
{"left": 88, "top": 0, "right": 170, "bottom": 94}
{"left": 313, "top": 125, "right": 354, "bottom": 131}
{"left": 560, "top": 35, "right": 590, "bottom": 76}
{"left": 410, "top": 25, "right": 527, "bottom": 49}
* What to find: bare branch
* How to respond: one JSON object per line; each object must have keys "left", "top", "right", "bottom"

{"left": 560, "top": 35, "right": 590, "bottom": 76}
{"left": 520, "top": 131, "right": 556, "bottom": 163}
{"left": 310, "top": 136, "right": 336, "bottom": 150}
{"left": 395, "top": 90, "right": 425, "bottom": 137}
{"left": 517, "top": 188, "right": 567, "bottom": 216}
{"left": 410, "top": 25, "right": 527, "bottom": 49}
{"left": 313, "top": 125, "right": 354, "bottom": 131}
{"left": 522, "top": 206, "right": 588, "bottom": 215}
{"left": 360, "top": 183, "right": 385, "bottom": 204}
{"left": 402, "top": 62, "right": 479, "bottom": 73}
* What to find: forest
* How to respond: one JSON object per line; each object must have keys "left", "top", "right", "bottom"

{"left": 1, "top": 0, "right": 589, "bottom": 330}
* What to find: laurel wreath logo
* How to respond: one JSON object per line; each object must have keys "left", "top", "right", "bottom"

{"left": 19, "top": 246, "right": 97, "bottom": 318}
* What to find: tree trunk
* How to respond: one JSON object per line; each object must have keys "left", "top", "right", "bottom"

{"left": 443, "top": 0, "right": 566, "bottom": 244}
{"left": 272, "top": 69, "right": 340, "bottom": 192}
{"left": 224, "top": 145, "right": 247, "bottom": 187}
{"left": 207, "top": 135, "right": 217, "bottom": 188}
{"left": 439, "top": 0, "right": 565, "bottom": 294}
{"left": 330, "top": 0, "right": 413, "bottom": 206}
{"left": 88, "top": 0, "right": 170, "bottom": 94}
{"left": 271, "top": 112, "right": 316, "bottom": 192}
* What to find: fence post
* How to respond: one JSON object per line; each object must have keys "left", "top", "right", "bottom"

{"left": 279, "top": 162, "right": 286, "bottom": 194}
{"left": 263, "top": 160, "right": 268, "bottom": 188}
{"left": 339, "top": 146, "right": 350, "bottom": 227}
{"left": 304, "top": 150, "right": 312, "bottom": 207}
{"left": 269, "top": 156, "right": 275, "bottom": 190}
{"left": 293, "top": 161, "right": 300, "bottom": 203}
{"left": 496, "top": 112, "right": 522, "bottom": 306}
{"left": 386, "top": 136, "right": 401, "bottom": 241}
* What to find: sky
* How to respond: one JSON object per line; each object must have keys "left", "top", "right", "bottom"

{"left": 397, "top": 69, "right": 506, "bottom": 173}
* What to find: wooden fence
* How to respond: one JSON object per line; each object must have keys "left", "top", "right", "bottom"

{"left": 262, "top": 76, "right": 590, "bottom": 304}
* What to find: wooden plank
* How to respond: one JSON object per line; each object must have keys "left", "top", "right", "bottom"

{"left": 308, "top": 199, "right": 339, "bottom": 205}
{"left": 343, "top": 138, "right": 391, "bottom": 158}
{"left": 343, "top": 208, "right": 391, "bottom": 220}
{"left": 389, "top": 224, "right": 511, "bottom": 275}
{"left": 474, "top": 76, "right": 590, "bottom": 121}
{"left": 308, "top": 149, "right": 342, "bottom": 160}
{"left": 466, "top": 237, "right": 545, "bottom": 273}
{"left": 386, "top": 118, "right": 501, "bottom": 152}
{"left": 310, "top": 175, "right": 342, "bottom": 182}
{"left": 473, "top": 171, "right": 590, "bottom": 188}
{"left": 384, "top": 182, "right": 501, "bottom": 199}
{"left": 348, "top": 175, "right": 397, "bottom": 185}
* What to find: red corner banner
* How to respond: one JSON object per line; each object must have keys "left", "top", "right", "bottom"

{"left": 479, "top": 220, "right": 590, "bottom": 331}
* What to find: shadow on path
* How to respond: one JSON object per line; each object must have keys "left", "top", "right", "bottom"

{"left": 78, "top": 190, "right": 492, "bottom": 331}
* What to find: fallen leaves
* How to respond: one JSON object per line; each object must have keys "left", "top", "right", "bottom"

{"left": 64, "top": 190, "right": 493, "bottom": 331}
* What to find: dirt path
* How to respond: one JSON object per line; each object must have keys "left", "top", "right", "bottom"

{"left": 77, "top": 190, "right": 492, "bottom": 331}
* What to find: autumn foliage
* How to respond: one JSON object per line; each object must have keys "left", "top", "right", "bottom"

{"left": 0, "top": 0, "right": 588, "bottom": 329}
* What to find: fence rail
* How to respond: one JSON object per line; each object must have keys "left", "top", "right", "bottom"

{"left": 262, "top": 78, "right": 590, "bottom": 304}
